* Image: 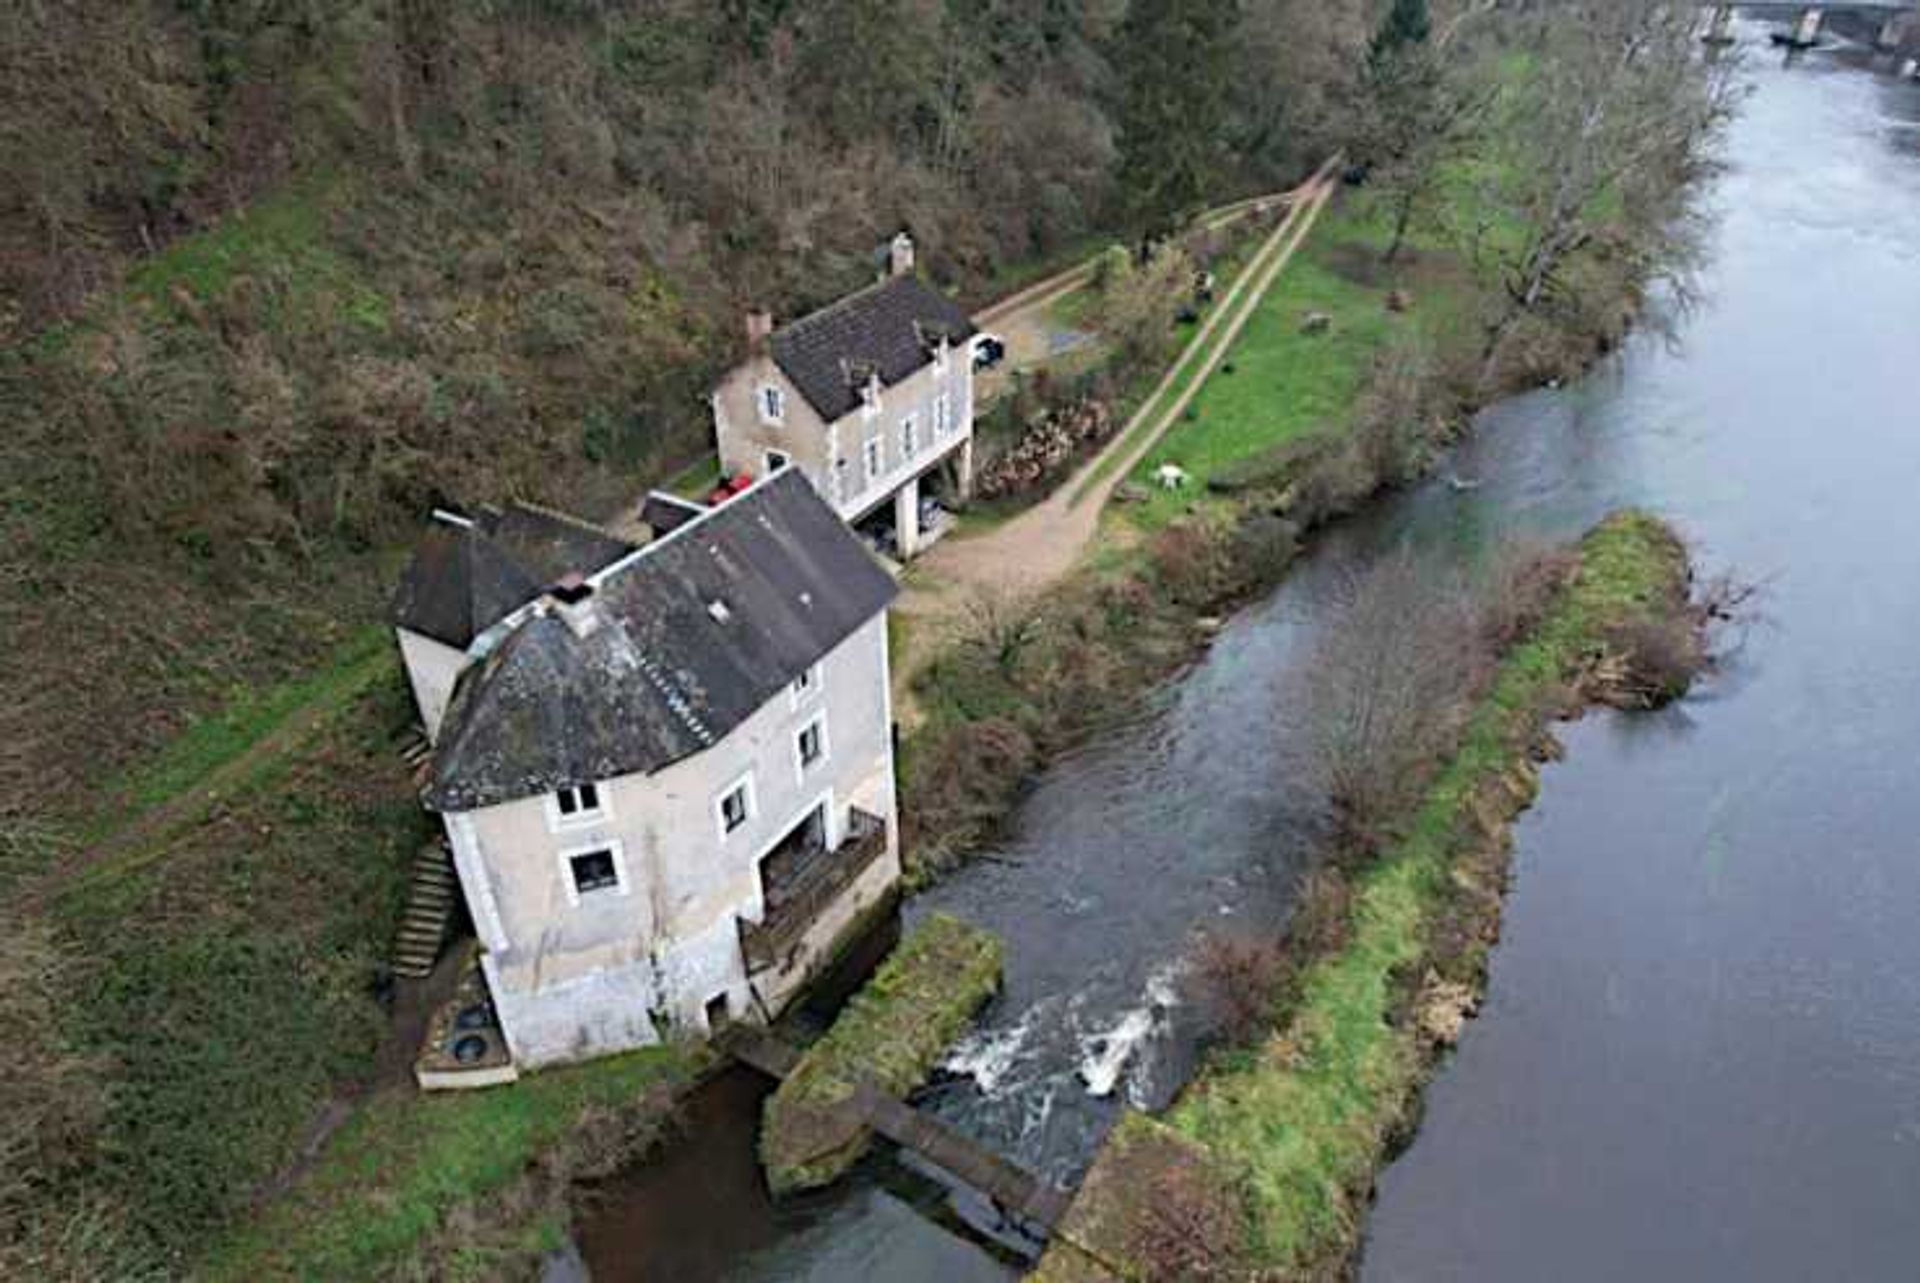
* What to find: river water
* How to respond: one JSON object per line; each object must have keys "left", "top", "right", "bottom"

{"left": 579, "top": 29, "right": 1920, "bottom": 1282}
{"left": 1362, "top": 30, "right": 1920, "bottom": 1283}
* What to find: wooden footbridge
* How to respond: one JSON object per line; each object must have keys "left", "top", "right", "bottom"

{"left": 725, "top": 1027, "right": 1074, "bottom": 1231}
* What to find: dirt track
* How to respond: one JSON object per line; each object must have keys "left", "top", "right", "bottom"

{"left": 905, "top": 172, "right": 1336, "bottom": 608}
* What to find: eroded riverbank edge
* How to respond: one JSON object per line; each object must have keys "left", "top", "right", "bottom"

{"left": 1030, "top": 512, "right": 1702, "bottom": 1281}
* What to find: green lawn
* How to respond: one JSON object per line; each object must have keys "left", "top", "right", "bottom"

{"left": 1115, "top": 200, "right": 1480, "bottom": 531}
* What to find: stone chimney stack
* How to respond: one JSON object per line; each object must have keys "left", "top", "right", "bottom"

{"left": 888, "top": 231, "right": 915, "bottom": 278}
{"left": 549, "top": 572, "right": 600, "bottom": 640}
{"left": 745, "top": 308, "right": 774, "bottom": 350}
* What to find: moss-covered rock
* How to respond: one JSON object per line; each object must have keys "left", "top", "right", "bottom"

{"left": 761, "top": 913, "right": 1002, "bottom": 1193}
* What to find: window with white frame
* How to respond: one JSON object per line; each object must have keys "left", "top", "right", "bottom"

{"left": 900, "top": 413, "right": 918, "bottom": 459}
{"left": 559, "top": 840, "right": 628, "bottom": 905}
{"left": 717, "top": 775, "right": 754, "bottom": 838}
{"left": 553, "top": 782, "right": 604, "bottom": 825}
{"left": 796, "top": 715, "right": 827, "bottom": 774}
{"left": 758, "top": 384, "right": 785, "bottom": 424}
{"left": 864, "top": 435, "right": 883, "bottom": 483}
{"left": 860, "top": 376, "right": 881, "bottom": 420}
{"left": 569, "top": 848, "right": 620, "bottom": 894}
{"left": 934, "top": 337, "right": 950, "bottom": 376}
{"left": 934, "top": 391, "right": 952, "bottom": 437}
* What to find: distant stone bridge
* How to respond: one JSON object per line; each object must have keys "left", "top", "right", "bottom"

{"left": 1701, "top": 0, "right": 1919, "bottom": 52}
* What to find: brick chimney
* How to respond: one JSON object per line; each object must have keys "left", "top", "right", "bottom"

{"left": 888, "top": 231, "right": 915, "bottom": 278}
{"left": 744, "top": 308, "right": 774, "bottom": 350}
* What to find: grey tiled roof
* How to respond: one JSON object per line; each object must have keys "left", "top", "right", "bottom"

{"left": 392, "top": 504, "right": 636, "bottom": 649}
{"left": 424, "top": 469, "right": 897, "bottom": 812}
{"left": 769, "top": 275, "right": 976, "bottom": 422}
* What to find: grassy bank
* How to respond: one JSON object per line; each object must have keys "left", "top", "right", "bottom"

{"left": 761, "top": 913, "right": 1002, "bottom": 1192}
{"left": 204, "top": 1047, "right": 696, "bottom": 1281}
{"left": 1034, "top": 512, "right": 1695, "bottom": 1280}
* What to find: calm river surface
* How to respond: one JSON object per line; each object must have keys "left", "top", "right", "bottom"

{"left": 1362, "top": 29, "right": 1920, "bottom": 1283}
{"left": 580, "top": 27, "right": 1920, "bottom": 1281}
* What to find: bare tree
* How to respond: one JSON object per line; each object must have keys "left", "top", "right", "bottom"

{"left": 1469, "top": 0, "right": 1737, "bottom": 381}
{"left": 1298, "top": 546, "right": 1489, "bottom": 844}
{"left": 1357, "top": 41, "right": 1489, "bottom": 264}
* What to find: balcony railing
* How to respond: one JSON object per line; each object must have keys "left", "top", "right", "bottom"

{"left": 740, "top": 807, "right": 889, "bottom": 973}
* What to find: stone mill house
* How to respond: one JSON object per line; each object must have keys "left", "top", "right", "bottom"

{"left": 390, "top": 469, "right": 902, "bottom": 1071}
{"left": 708, "top": 233, "right": 978, "bottom": 560}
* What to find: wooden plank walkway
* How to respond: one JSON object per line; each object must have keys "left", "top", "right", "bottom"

{"left": 851, "top": 1080, "right": 1073, "bottom": 1229}
{"left": 723, "top": 1027, "right": 1071, "bottom": 1231}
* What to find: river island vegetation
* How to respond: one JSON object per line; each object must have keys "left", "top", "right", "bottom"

{"left": 1034, "top": 512, "right": 1712, "bottom": 1281}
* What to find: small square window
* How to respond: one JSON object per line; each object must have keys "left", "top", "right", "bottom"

{"left": 569, "top": 848, "right": 619, "bottom": 895}
{"left": 720, "top": 781, "right": 751, "bottom": 835}
{"left": 760, "top": 385, "right": 785, "bottom": 423}
{"left": 798, "top": 720, "right": 824, "bottom": 770}
{"left": 792, "top": 663, "right": 820, "bottom": 700}
{"left": 555, "top": 782, "right": 601, "bottom": 819}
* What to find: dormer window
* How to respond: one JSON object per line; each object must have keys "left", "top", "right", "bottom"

{"left": 791, "top": 662, "right": 822, "bottom": 707}
{"left": 758, "top": 385, "right": 785, "bottom": 425}
{"left": 549, "top": 781, "right": 607, "bottom": 830}
{"left": 934, "top": 336, "right": 950, "bottom": 376}
{"left": 860, "top": 374, "right": 881, "bottom": 420}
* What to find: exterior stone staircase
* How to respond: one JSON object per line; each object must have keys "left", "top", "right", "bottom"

{"left": 394, "top": 841, "right": 459, "bottom": 979}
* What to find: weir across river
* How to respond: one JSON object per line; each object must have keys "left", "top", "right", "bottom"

{"left": 723, "top": 1026, "right": 1074, "bottom": 1233}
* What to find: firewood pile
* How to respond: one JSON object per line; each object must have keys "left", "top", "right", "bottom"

{"left": 976, "top": 398, "right": 1116, "bottom": 499}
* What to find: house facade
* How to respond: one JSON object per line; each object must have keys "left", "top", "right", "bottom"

{"left": 709, "top": 234, "right": 977, "bottom": 559}
{"left": 392, "top": 471, "right": 902, "bottom": 1069}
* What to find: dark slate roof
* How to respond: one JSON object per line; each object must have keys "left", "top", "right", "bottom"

{"left": 425, "top": 469, "right": 897, "bottom": 812}
{"left": 392, "top": 505, "right": 636, "bottom": 649}
{"left": 638, "top": 490, "right": 707, "bottom": 537}
{"left": 769, "top": 274, "right": 976, "bottom": 422}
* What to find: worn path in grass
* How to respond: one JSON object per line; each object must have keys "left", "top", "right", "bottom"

{"left": 903, "top": 172, "right": 1335, "bottom": 623}
{"left": 22, "top": 637, "right": 396, "bottom": 910}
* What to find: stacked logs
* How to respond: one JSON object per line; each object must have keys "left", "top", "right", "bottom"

{"left": 976, "top": 398, "right": 1116, "bottom": 499}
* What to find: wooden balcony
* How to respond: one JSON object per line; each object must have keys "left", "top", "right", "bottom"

{"left": 740, "top": 807, "right": 888, "bottom": 973}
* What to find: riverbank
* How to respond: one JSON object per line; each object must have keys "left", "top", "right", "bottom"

{"left": 1031, "top": 512, "right": 1700, "bottom": 1281}
{"left": 899, "top": 181, "right": 1637, "bottom": 882}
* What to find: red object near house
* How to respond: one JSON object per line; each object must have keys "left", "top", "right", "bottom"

{"left": 705, "top": 473, "right": 755, "bottom": 507}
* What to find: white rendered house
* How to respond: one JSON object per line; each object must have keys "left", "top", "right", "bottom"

{"left": 391, "top": 470, "right": 902, "bottom": 1069}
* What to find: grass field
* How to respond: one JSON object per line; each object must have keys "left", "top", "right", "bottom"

{"left": 1114, "top": 199, "right": 1483, "bottom": 531}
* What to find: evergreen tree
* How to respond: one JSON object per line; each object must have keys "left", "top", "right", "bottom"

{"left": 1368, "top": 0, "right": 1431, "bottom": 67}
{"left": 1113, "top": 0, "right": 1240, "bottom": 236}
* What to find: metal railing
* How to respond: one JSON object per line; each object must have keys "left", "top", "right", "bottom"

{"left": 739, "top": 807, "right": 888, "bottom": 972}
